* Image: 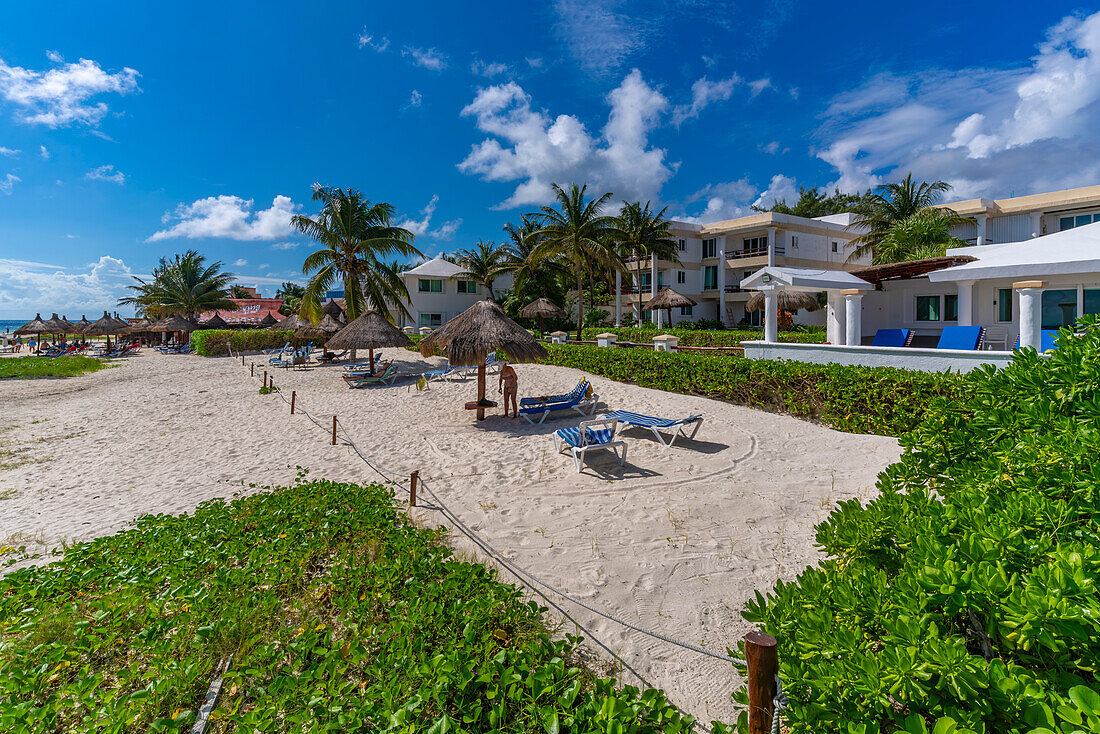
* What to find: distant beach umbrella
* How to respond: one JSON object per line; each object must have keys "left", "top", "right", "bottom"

{"left": 744, "top": 290, "right": 822, "bottom": 313}
{"left": 327, "top": 311, "right": 413, "bottom": 374}
{"left": 419, "top": 299, "right": 548, "bottom": 421}
{"left": 151, "top": 314, "right": 198, "bottom": 332}
{"left": 294, "top": 313, "right": 343, "bottom": 340}
{"left": 260, "top": 313, "right": 279, "bottom": 327}
{"left": 58, "top": 314, "right": 76, "bottom": 333}
{"left": 201, "top": 312, "right": 229, "bottom": 329}
{"left": 40, "top": 313, "right": 69, "bottom": 335}
{"left": 271, "top": 313, "right": 301, "bottom": 331}
{"left": 14, "top": 314, "right": 49, "bottom": 336}
{"left": 72, "top": 315, "right": 93, "bottom": 335}
{"left": 85, "top": 311, "right": 125, "bottom": 349}
{"left": 643, "top": 288, "right": 698, "bottom": 327}
{"left": 519, "top": 298, "right": 567, "bottom": 335}
{"left": 322, "top": 300, "right": 346, "bottom": 323}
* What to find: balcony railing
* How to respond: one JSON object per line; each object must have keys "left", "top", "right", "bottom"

{"left": 726, "top": 245, "right": 785, "bottom": 260}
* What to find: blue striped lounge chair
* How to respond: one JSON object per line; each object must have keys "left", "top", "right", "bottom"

{"left": 601, "top": 410, "right": 703, "bottom": 447}
{"left": 552, "top": 417, "right": 627, "bottom": 472}
{"left": 519, "top": 381, "right": 598, "bottom": 424}
{"left": 936, "top": 325, "right": 985, "bottom": 350}
{"left": 870, "top": 329, "right": 914, "bottom": 347}
{"left": 521, "top": 378, "right": 587, "bottom": 407}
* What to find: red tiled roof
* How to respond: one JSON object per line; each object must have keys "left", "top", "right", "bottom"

{"left": 199, "top": 299, "right": 284, "bottom": 324}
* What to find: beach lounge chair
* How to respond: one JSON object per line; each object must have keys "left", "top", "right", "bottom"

{"left": 553, "top": 417, "right": 627, "bottom": 472}
{"left": 264, "top": 342, "right": 290, "bottom": 356}
{"left": 343, "top": 364, "right": 399, "bottom": 387}
{"left": 519, "top": 381, "right": 598, "bottom": 424}
{"left": 484, "top": 353, "right": 502, "bottom": 374}
{"left": 342, "top": 353, "right": 384, "bottom": 371}
{"left": 601, "top": 410, "right": 703, "bottom": 447}
{"left": 421, "top": 364, "right": 464, "bottom": 384}
{"left": 936, "top": 325, "right": 985, "bottom": 350}
{"left": 1012, "top": 330, "right": 1060, "bottom": 352}
{"left": 344, "top": 360, "right": 392, "bottom": 378}
{"left": 870, "top": 328, "right": 914, "bottom": 348}
{"left": 982, "top": 326, "right": 1009, "bottom": 351}
{"left": 521, "top": 378, "right": 587, "bottom": 407}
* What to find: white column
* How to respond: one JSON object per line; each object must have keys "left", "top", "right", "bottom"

{"left": 844, "top": 291, "right": 863, "bottom": 347}
{"left": 957, "top": 280, "right": 975, "bottom": 326}
{"left": 975, "top": 214, "right": 988, "bottom": 246}
{"left": 650, "top": 258, "right": 658, "bottom": 325}
{"left": 614, "top": 270, "right": 622, "bottom": 326}
{"left": 763, "top": 288, "right": 779, "bottom": 343}
{"left": 1030, "top": 212, "right": 1042, "bottom": 238}
{"left": 1015, "top": 281, "right": 1044, "bottom": 349}
{"left": 826, "top": 292, "right": 846, "bottom": 345}
{"left": 717, "top": 239, "right": 727, "bottom": 326}
{"left": 767, "top": 227, "right": 777, "bottom": 267}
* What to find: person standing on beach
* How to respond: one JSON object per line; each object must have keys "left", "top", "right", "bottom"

{"left": 499, "top": 363, "right": 519, "bottom": 418}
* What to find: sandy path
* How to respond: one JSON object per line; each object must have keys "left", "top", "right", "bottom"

{"left": 0, "top": 349, "right": 899, "bottom": 724}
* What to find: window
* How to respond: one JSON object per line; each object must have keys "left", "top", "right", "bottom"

{"left": 456, "top": 280, "right": 477, "bottom": 294}
{"left": 997, "top": 288, "right": 1013, "bottom": 322}
{"left": 790, "top": 235, "right": 798, "bottom": 248}
{"left": 678, "top": 239, "right": 686, "bottom": 252}
{"left": 702, "top": 238, "right": 718, "bottom": 258}
{"left": 742, "top": 236, "right": 767, "bottom": 253}
{"left": 419, "top": 313, "right": 442, "bottom": 328}
{"left": 944, "top": 294, "right": 959, "bottom": 322}
{"left": 1059, "top": 213, "right": 1098, "bottom": 230}
{"left": 418, "top": 279, "right": 442, "bottom": 293}
{"left": 639, "top": 273, "right": 651, "bottom": 288}
{"left": 1041, "top": 288, "right": 1077, "bottom": 329}
{"left": 916, "top": 295, "right": 942, "bottom": 321}
{"left": 703, "top": 266, "right": 718, "bottom": 290}
{"left": 831, "top": 241, "right": 839, "bottom": 253}
{"left": 679, "top": 305, "right": 693, "bottom": 316}
{"left": 676, "top": 271, "right": 686, "bottom": 285}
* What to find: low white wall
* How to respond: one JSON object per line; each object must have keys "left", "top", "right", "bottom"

{"left": 742, "top": 341, "right": 1016, "bottom": 373}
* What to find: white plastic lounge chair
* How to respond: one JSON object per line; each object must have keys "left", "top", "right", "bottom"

{"left": 422, "top": 364, "right": 463, "bottom": 384}
{"left": 601, "top": 410, "right": 703, "bottom": 447}
{"left": 552, "top": 417, "right": 626, "bottom": 472}
{"left": 519, "top": 383, "right": 598, "bottom": 424}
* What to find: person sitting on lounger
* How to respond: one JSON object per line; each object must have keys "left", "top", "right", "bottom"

{"left": 499, "top": 363, "right": 518, "bottom": 418}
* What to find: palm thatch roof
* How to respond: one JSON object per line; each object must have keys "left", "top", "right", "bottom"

{"left": 85, "top": 311, "right": 127, "bottom": 336}
{"left": 260, "top": 313, "right": 280, "bottom": 327}
{"left": 124, "top": 317, "right": 154, "bottom": 334}
{"left": 327, "top": 311, "right": 413, "bottom": 350}
{"left": 110, "top": 313, "right": 131, "bottom": 332}
{"left": 269, "top": 313, "right": 298, "bottom": 331}
{"left": 14, "top": 314, "right": 50, "bottom": 335}
{"left": 58, "top": 315, "right": 77, "bottom": 332}
{"left": 643, "top": 288, "right": 697, "bottom": 311}
{"left": 295, "top": 313, "right": 344, "bottom": 340}
{"left": 40, "top": 313, "right": 69, "bottom": 334}
{"left": 322, "top": 300, "right": 346, "bottom": 322}
{"left": 72, "top": 315, "right": 93, "bottom": 334}
{"left": 151, "top": 315, "right": 199, "bottom": 332}
{"left": 419, "top": 299, "right": 548, "bottom": 366}
{"left": 201, "top": 312, "right": 229, "bottom": 329}
{"left": 518, "top": 298, "right": 567, "bottom": 319}
{"left": 745, "top": 290, "right": 823, "bottom": 313}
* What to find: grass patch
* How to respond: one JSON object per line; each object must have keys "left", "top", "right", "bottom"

{"left": 0, "top": 356, "right": 106, "bottom": 380}
{"left": 0, "top": 476, "right": 708, "bottom": 733}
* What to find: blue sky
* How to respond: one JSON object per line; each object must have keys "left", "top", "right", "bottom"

{"left": 1, "top": 1, "right": 1099, "bottom": 318}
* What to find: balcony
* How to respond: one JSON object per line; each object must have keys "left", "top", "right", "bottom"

{"left": 727, "top": 245, "right": 785, "bottom": 260}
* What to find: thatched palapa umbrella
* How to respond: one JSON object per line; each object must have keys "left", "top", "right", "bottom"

{"left": 322, "top": 300, "right": 346, "bottom": 323}
{"left": 295, "top": 313, "right": 344, "bottom": 356}
{"left": 85, "top": 311, "right": 125, "bottom": 349}
{"left": 327, "top": 311, "right": 413, "bottom": 374}
{"left": 419, "top": 299, "right": 548, "bottom": 421}
{"left": 518, "top": 298, "right": 567, "bottom": 336}
{"left": 744, "top": 290, "right": 822, "bottom": 313}
{"left": 260, "top": 313, "right": 279, "bottom": 327}
{"left": 643, "top": 288, "right": 698, "bottom": 327}
{"left": 73, "top": 315, "right": 93, "bottom": 338}
{"left": 15, "top": 313, "right": 50, "bottom": 350}
{"left": 270, "top": 313, "right": 299, "bottom": 331}
{"left": 152, "top": 315, "right": 198, "bottom": 346}
{"left": 202, "top": 312, "right": 229, "bottom": 329}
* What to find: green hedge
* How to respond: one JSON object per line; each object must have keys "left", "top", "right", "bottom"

{"left": 734, "top": 319, "right": 1100, "bottom": 733}
{"left": 579, "top": 327, "right": 827, "bottom": 348}
{"left": 542, "top": 344, "right": 962, "bottom": 435}
{"left": 190, "top": 329, "right": 295, "bottom": 356}
{"left": 0, "top": 477, "right": 705, "bottom": 733}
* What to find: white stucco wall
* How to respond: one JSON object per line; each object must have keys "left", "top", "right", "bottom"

{"left": 742, "top": 341, "right": 1016, "bottom": 373}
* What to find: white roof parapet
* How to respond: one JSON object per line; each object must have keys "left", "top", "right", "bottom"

{"left": 932, "top": 220, "right": 1100, "bottom": 282}
{"left": 739, "top": 266, "right": 873, "bottom": 292}
{"left": 401, "top": 255, "right": 467, "bottom": 278}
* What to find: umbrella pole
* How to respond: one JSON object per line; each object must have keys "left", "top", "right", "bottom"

{"left": 476, "top": 363, "right": 486, "bottom": 421}
{"left": 539, "top": 315, "right": 544, "bottom": 337}
{"left": 369, "top": 348, "right": 375, "bottom": 375}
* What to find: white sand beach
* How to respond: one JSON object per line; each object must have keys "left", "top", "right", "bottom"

{"left": 0, "top": 348, "right": 900, "bottom": 723}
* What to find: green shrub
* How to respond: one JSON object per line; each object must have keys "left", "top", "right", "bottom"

{"left": 190, "top": 329, "right": 295, "bottom": 356}
{"left": 0, "top": 477, "right": 705, "bottom": 733}
{"left": 578, "top": 327, "right": 826, "bottom": 348}
{"left": 734, "top": 319, "right": 1100, "bottom": 733}
{"left": 0, "top": 355, "right": 106, "bottom": 379}
{"left": 543, "top": 344, "right": 961, "bottom": 435}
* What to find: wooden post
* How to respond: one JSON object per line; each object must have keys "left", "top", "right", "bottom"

{"left": 745, "top": 630, "right": 778, "bottom": 734}
{"left": 331, "top": 416, "right": 337, "bottom": 445}
{"left": 241, "top": 355, "right": 245, "bottom": 366}
{"left": 263, "top": 370, "right": 267, "bottom": 388}
{"left": 369, "top": 347, "right": 376, "bottom": 376}
{"left": 476, "top": 363, "right": 487, "bottom": 421}
{"left": 409, "top": 470, "right": 419, "bottom": 507}
{"left": 251, "top": 363, "right": 254, "bottom": 377}
{"left": 290, "top": 390, "right": 296, "bottom": 414}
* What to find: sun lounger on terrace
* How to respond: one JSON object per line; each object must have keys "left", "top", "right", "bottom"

{"left": 1012, "top": 330, "right": 1061, "bottom": 352}
{"left": 519, "top": 382, "right": 598, "bottom": 424}
{"left": 521, "top": 378, "right": 587, "bottom": 407}
{"left": 936, "top": 325, "right": 985, "bottom": 350}
{"left": 552, "top": 417, "right": 627, "bottom": 472}
{"left": 870, "top": 329, "right": 914, "bottom": 348}
{"left": 343, "top": 364, "right": 399, "bottom": 387}
{"left": 600, "top": 410, "right": 703, "bottom": 447}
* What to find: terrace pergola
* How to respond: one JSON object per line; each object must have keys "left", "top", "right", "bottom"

{"left": 739, "top": 266, "right": 873, "bottom": 344}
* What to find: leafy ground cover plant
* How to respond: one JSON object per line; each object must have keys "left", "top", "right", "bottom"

{"left": 190, "top": 329, "right": 295, "bottom": 356}
{"left": 543, "top": 344, "right": 961, "bottom": 435}
{"left": 578, "top": 328, "right": 826, "bottom": 348}
{"left": 0, "top": 477, "right": 706, "bottom": 733}
{"left": 733, "top": 318, "right": 1100, "bottom": 733}
{"left": 0, "top": 355, "right": 106, "bottom": 379}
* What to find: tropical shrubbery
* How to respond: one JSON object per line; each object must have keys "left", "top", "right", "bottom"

{"left": 0, "top": 355, "right": 106, "bottom": 379}
{"left": 0, "top": 477, "right": 701, "bottom": 733}
{"left": 542, "top": 344, "right": 954, "bottom": 435}
{"left": 734, "top": 319, "right": 1100, "bottom": 733}
{"left": 190, "top": 329, "right": 294, "bottom": 357}
{"left": 578, "top": 327, "right": 826, "bottom": 349}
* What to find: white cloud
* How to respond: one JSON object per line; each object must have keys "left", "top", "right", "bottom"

{"left": 270, "top": 241, "right": 300, "bottom": 250}
{"left": 0, "top": 146, "right": 19, "bottom": 157}
{"left": 472, "top": 59, "right": 509, "bottom": 77}
{"left": 526, "top": 57, "right": 544, "bottom": 69}
{"left": 672, "top": 74, "right": 740, "bottom": 126}
{"left": 816, "top": 10, "right": 1100, "bottom": 198}
{"left": 458, "top": 69, "right": 674, "bottom": 209}
{"left": 0, "top": 54, "right": 139, "bottom": 127}
{"left": 408, "top": 89, "right": 422, "bottom": 107}
{"left": 395, "top": 195, "right": 462, "bottom": 240}
{"left": 748, "top": 78, "right": 773, "bottom": 96}
{"left": 676, "top": 179, "right": 758, "bottom": 224}
{"left": 257, "top": 263, "right": 270, "bottom": 270}
{"left": 66, "top": 234, "right": 78, "bottom": 239}
{"left": 761, "top": 141, "right": 781, "bottom": 154}
{"left": 552, "top": 0, "right": 653, "bottom": 75}
{"left": 402, "top": 47, "right": 448, "bottom": 71}
{"left": 233, "top": 259, "right": 248, "bottom": 267}
{"left": 0, "top": 173, "right": 19, "bottom": 195}
{"left": 39, "top": 145, "right": 49, "bottom": 159}
{"left": 85, "top": 164, "right": 125, "bottom": 184}
{"left": 358, "top": 30, "right": 390, "bottom": 52}
{"left": 0, "top": 255, "right": 134, "bottom": 318}
{"left": 148, "top": 194, "right": 299, "bottom": 242}
{"left": 752, "top": 173, "right": 799, "bottom": 209}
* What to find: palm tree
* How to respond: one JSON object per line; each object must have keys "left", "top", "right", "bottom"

{"left": 229, "top": 285, "right": 253, "bottom": 299}
{"left": 495, "top": 215, "right": 569, "bottom": 318}
{"left": 292, "top": 185, "right": 422, "bottom": 324}
{"left": 848, "top": 174, "right": 956, "bottom": 263}
{"left": 871, "top": 208, "right": 970, "bottom": 264}
{"left": 616, "top": 201, "right": 680, "bottom": 323}
{"left": 527, "top": 183, "right": 623, "bottom": 340}
{"left": 455, "top": 240, "right": 505, "bottom": 299}
{"left": 119, "top": 250, "right": 238, "bottom": 318}
{"left": 275, "top": 282, "right": 305, "bottom": 316}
